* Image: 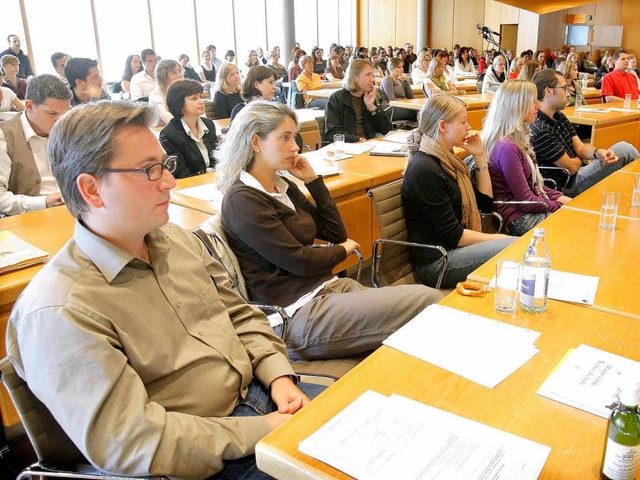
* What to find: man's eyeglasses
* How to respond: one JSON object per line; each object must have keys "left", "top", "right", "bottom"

{"left": 103, "top": 155, "right": 177, "bottom": 181}
{"left": 551, "top": 85, "right": 569, "bottom": 92}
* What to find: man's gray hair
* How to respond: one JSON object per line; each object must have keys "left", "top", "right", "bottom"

{"left": 25, "top": 74, "right": 72, "bottom": 105}
{"left": 48, "top": 101, "right": 153, "bottom": 218}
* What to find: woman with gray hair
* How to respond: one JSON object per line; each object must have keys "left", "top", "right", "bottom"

{"left": 402, "top": 94, "right": 515, "bottom": 288}
{"left": 217, "top": 101, "right": 442, "bottom": 360}
{"left": 324, "top": 59, "right": 391, "bottom": 142}
{"left": 148, "top": 59, "right": 183, "bottom": 127}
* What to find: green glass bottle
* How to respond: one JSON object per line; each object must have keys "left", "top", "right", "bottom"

{"left": 601, "top": 382, "right": 640, "bottom": 480}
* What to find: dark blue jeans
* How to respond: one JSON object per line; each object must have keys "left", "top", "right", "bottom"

{"left": 211, "top": 380, "right": 326, "bottom": 480}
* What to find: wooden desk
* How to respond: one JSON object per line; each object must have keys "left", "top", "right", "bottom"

{"left": 564, "top": 103, "right": 640, "bottom": 149}
{"left": 582, "top": 87, "right": 603, "bottom": 104}
{"left": 468, "top": 207, "right": 640, "bottom": 320}
{"left": 257, "top": 291, "right": 640, "bottom": 479}
{"left": 389, "top": 94, "right": 491, "bottom": 130}
{"left": 564, "top": 170, "right": 640, "bottom": 221}
{"left": 0, "top": 203, "right": 211, "bottom": 427}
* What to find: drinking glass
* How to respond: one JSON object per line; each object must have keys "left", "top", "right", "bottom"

{"left": 495, "top": 259, "right": 520, "bottom": 314}
{"left": 599, "top": 192, "right": 620, "bottom": 230}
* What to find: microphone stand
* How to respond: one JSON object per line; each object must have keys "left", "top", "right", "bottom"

{"left": 479, "top": 30, "right": 510, "bottom": 72}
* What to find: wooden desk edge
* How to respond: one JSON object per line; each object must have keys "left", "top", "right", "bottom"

{"left": 256, "top": 442, "right": 334, "bottom": 480}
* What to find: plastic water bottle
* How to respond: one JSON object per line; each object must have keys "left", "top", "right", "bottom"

{"left": 519, "top": 228, "right": 550, "bottom": 313}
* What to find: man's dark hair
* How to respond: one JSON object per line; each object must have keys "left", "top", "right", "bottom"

{"left": 50, "top": 52, "right": 69, "bottom": 69}
{"left": 166, "top": 79, "right": 204, "bottom": 118}
{"left": 241, "top": 65, "right": 277, "bottom": 100}
{"left": 532, "top": 68, "right": 562, "bottom": 101}
{"left": 141, "top": 48, "right": 156, "bottom": 63}
{"left": 6, "top": 34, "right": 16, "bottom": 43}
{"left": 613, "top": 48, "right": 628, "bottom": 60}
{"left": 25, "top": 74, "right": 72, "bottom": 105}
{"left": 206, "top": 45, "right": 216, "bottom": 52}
{"left": 64, "top": 58, "right": 98, "bottom": 88}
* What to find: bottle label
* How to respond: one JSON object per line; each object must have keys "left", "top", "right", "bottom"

{"left": 602, "top": 438, "right": 640, "bottom": 480}
{"left": 520, "top": 272, "right": 536, "bottom": 307}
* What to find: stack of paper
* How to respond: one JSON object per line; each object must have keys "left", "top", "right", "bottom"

{"left": 299, "top": 150, "right": 345, "bottom": 175}
{"left": 176, "top": 184, "right": 224, "bottom": 210}
{"left": 575, "top": 107, "right": 610, "bottom": 114}
{"left": 299, "top": 390, "right": 551, "bottom": 480}
{"left": 537, "top": 344, "right": 640, "bottom": 418}
{"left": 383, "top": 304, "right": 540, "bottom": 388}
{"left": 0, "top": 230, "right": 49, "bottom": 274}
{"left": 368, "top": 140, "right": 408, "bottom": 157}
{"left": 383, "top": 130, "right": 414, "bottom": 144}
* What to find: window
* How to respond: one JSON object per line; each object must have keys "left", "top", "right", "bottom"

{"left": 23, "top": 0, "right": 97, "bottom": 76}
{"left": 0, "top": 0, "right": 27, "bottom": 66}
{"left": 318, "top": 0, "right": 339, "bottom": 53}
{"left": 234, "top": 0, "right": 267, "bottom": 65}
{"left": 338, "top": 0, "right": 354, "bottom": 46}
{"left": 566, "top": 25, "right": 591, "bottom": 47}
{"left": 94, "top": 0, "right": 151, "bottom": 82}
{"left": 149, "top": 0, "right": 198, "bottom": 66}
{"left": 294, "top": 0, "right": 318, "bottom": 53}
{"left": 195, "top": 0, "right": 234, "bottom": 65}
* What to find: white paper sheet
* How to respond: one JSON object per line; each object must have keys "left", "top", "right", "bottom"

{"left": 175, "top": 184, "right": 223, "bottom": 210}
{"left": 383, "top": 130, "right": 414, "bottom": 144}
{"left": 537, "top": 344, "right": 640, "bottom": 418}
{"left": 383, "top": 304, "right": 540, "bottom": 388}
{"left": 299, "top": 390, "right": 551, "bottom": 480}
{"left": 575, "top": 107, "right": 610, "bottom": 113}
{"left": 368, "top": 140, "right": 408, "bottom": 156}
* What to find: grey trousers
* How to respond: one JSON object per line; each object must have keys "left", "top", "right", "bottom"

{"left": 283, "top": 278, "right": 444, "bottom": 361}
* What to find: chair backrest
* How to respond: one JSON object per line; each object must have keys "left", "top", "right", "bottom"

{"left": 0, "top": 357, "right": 86, "bottom": 465}
{"left": 193, "top": 214, "right": 249, "bottom": 300}
{"left": 367, "top": 179, "right": 417, "bottom": 286}
{"left": 287, "top": 81, "right": 305, "bottom": 109}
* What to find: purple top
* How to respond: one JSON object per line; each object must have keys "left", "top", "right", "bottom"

{"left": 489, "top": 139, "right": 563, "bottom": 228}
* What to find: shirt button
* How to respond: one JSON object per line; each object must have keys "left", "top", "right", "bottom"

{"left": 176, "top": 301, "right": 182, "bottom": 308}
{"left": 198, "top": 331, "right": 205, "bottom": 336}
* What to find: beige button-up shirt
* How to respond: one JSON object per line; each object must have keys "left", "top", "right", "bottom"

{"left": 6, "top": 221, "right": 294, "bottom": 479}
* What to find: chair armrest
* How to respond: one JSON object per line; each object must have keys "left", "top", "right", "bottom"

{"left": 301, "top": 144, "right": 312, "bottom": 152}
{"left": 371, "top": 238, "right": 447, "bottom": 290}
{"left": 479, "top": 211, "right": 504, "bottom": 234}
{"left": 312, "top": 243, "right": 363, "bottom": 283}
{"left": 493, "top": 200, "right": 551, "bottom": 215}
{"left": 315, "top": 140, "right": 331, "bottom": 150}
{"left": 249, "top": 303, "right": 291, "bottom": 339}
{"left": 538, "top": 166, "right": 571, "bottom": 191}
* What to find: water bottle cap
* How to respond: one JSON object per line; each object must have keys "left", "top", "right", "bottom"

{"left": 619, "top": 380, "right": 640, "bottom": 406}
{"left": 533, "top": 228, "right": 545, "bottom": 238}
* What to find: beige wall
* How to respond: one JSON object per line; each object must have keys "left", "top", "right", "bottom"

{"left": 357, "top": 0, "right": 635, "bottom": 59}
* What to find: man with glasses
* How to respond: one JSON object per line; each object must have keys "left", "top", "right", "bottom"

{"left": 7, "top": 101, "right": 322, "bottom": 479}
{"left": 601, "top": 48, "right": 639, "bottom": 103}
{"left": 0, "top": 74, "right": 70, "bottom": 215}
{"left": 530, "top": 68, "right": 638, "bottom": 196}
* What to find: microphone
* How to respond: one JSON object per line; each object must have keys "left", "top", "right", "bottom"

{"left": 476, "top": 23, "right": 501, "bottom": 37}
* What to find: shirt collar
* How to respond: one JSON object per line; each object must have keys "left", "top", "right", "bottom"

{"left": 180, "top": 117, "right": 209, "bottom": 141}
{"left": 20, "top": 111, "right": 45, "bottom": 142}
{"left": 239, "top": 170, "right": 290, "bottom": 196}
{"left": 73, "top": 219, "right": 171, "bottom": 283}
{"left": 536, "top": 109, "right": 557, "bottom": 126}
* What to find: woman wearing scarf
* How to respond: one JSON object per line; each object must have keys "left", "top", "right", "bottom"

{"left": 422, "top": 59, "right": 459, "bottom": 97}
{"left": 402, "top": 95, "right": 516, "bottom": 288}
{"left": 482, "top": 80, "right": 571, "bottom": 236}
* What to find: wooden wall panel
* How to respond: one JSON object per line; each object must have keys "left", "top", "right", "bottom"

{"left": 594, "top": 0, "right": 622, "bottom": 25}
{"left": 537, "top": 9, "right": 567, "bottom": 50}
{"left": 517, "top": 9, "right": 540, "bottom": 53}
{"left": 395, "top": 0, "right": 417, "bottom": 48}
{"left": 500, "top": 3, "right": 519, "bottom": 24}
{"left": 357, "top": 0, "right": 369, "bottom": 48}
{"left": 368, "top": 0, "right": 396, "bottom": 47}
{"left": 621, "top": 0, "right": 639, "bottom": 53}
{"left": 453, "top": 0, "right": 485, "bottom": 52}
{"left": 483, "top": 0, "right": 502, "bottom": 52}
{"left": 428, "top": 0, "right": 454, "bottom": 50}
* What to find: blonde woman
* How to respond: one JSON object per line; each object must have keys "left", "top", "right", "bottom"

{"left": 0, "top": 68, "right": 24, "bottom": 112}
{"left": 411, "top": 51, "right": 432, "bottom": 85}
{"left": 517, "top": 60, "right": 541, "bottom": 82}
{"left": 0, "top": 55, "right": 26, "bottom": 99}
{"left": 402, "top": 94, "right": 515, "bottom": 288}
{"left": 482, "top": 80, "right": 571, "bottom": 235}
{"left": 422, "top": 59, "right": 458, "bottom": 97}
{"left": 148, "top": 59, "right": 184, "bottom": 127}
{"left": 212, "top": 63, "right": 242, "bottom": 119}
{"left": 217, "top": 101, "right": 442, "bottom": 360}
{"left": 561, "top": 60, "right": 582, "bottom": 106}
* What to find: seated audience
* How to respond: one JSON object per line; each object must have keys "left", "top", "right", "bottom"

{"left": 561, "top": 60, "right": 582, "bottom": 106}
{"left": 230, "top": 65, "right": 278, "bottom": 122}
{"left": 534, "top": 50, "right": 546, "bottom": 68}
{"left": 508, "top": 57, "right": 524, "bottom": 80}
{"left": 64, "top": 57, "right": 110, "bottom": 106}
{"left": 130, "top": 48, "right": 158, "bottom": 101}
{"left": 256, "top": 46, "right": 268, "bottom": 65}
{"left": 482, "top": 80, "right": 571, "bottom": 236}
{"left": 120, "top": 54, "right": 142, "bottom": 94}
{"left": 287, "top": 49, "right": 305, "bottom": 82}
{"left": 517, "top": 60, "right": 541, "bottom": 82}
{"left": 206, "top": 44, "right": 223, "bottom": 70}
{"left": 580, "top": 51, "right": 598, "bottom": 74}
{"left": 217, "top": 101, "right": 443, "bottom": 360}
{"left": 1, "top": 55, "right": 27, "bottom": 99}
{"left": 267, "top": 48, "right": 287, "bottom": 81}
{"left": 325, "top": 59, "right": 391, "bottom": 142}
{"left": 380, "top": 57, "right": 416, "bottom": 121}
{"left": 628, "top": 54, "right": 640, "bottom": 88}
{"left": 0, "top": 35, "right": 33, "bottom": 79}
{"left": 8, "top": 100, "right": 320, "bottom": 479}
{"left": 197, "top": 50, "right": 216, "bottom": 83}
{"left": 402, "top": 94, "right": 516, "bottom": 288}
{"left": 324, "top": 53, "right": 345, "bottom": 81}
{"left": 296, "top": 55, "right": 325, "bottom": 108}
{"left": 178, "top": 54, "right": 201, "bottom": 82}
{"left": 454, "top": 47, "right": 476, "bottom": 75}
{"left": 242, "top": 50, "right": 260, "bottom": 77}
{"left": 531, "top": 68, "right": 639, "bottom": 196}
{"left": 596, "top": 55, "right": 614, "bottom": 88}
{"left": 312, "top": 47, "right": 326, "bottom": 76}
{"left": 411, "top": 51, "right": 431, "bottom": 85}
{"left": 50, "top": 52, "right": 70, "bottom": 87}
{"left": 0, "top": 68, "right": 24, "bottom": 112}
{"left": 601, "top": 48, "right": 639, "bottom": 102}
{"left": 149, "top": 59, "right": 184, "bottom": 127}
{"left": 224, "top": 49, "right": 236, "bottom": 64}
{"left": 422, "top": 59, "right": 459, "bottom": 97}
{"left": 334, "top": 45, "right": 348, "bottom": 70}
{"left": 212, "top": 63, "right": 243, "bottom": 119}
{"left": 159, "top": 79, "right": 217, "bottom": 178}
{"left": 482, "top": 54, "right": 506, "bottom": 93}
{"left": 370, "top": 52, "right": 384, "bottom": 78}
{"left": 0, "top": 74, "right": 70, "bottom": 215}
{"left": 377, "top": 49, "right": 389, "bottom": 75}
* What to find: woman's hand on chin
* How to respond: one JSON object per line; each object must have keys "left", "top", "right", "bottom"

{"left": 287, "top": 155, "right": 318, "bottom": 184}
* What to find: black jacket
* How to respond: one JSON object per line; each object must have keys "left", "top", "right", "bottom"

{"left": 159, "top": 117, "right": 218, "bottom": 179}
{"left": 324, "top": 88, "right": 391, "bottom": 143}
